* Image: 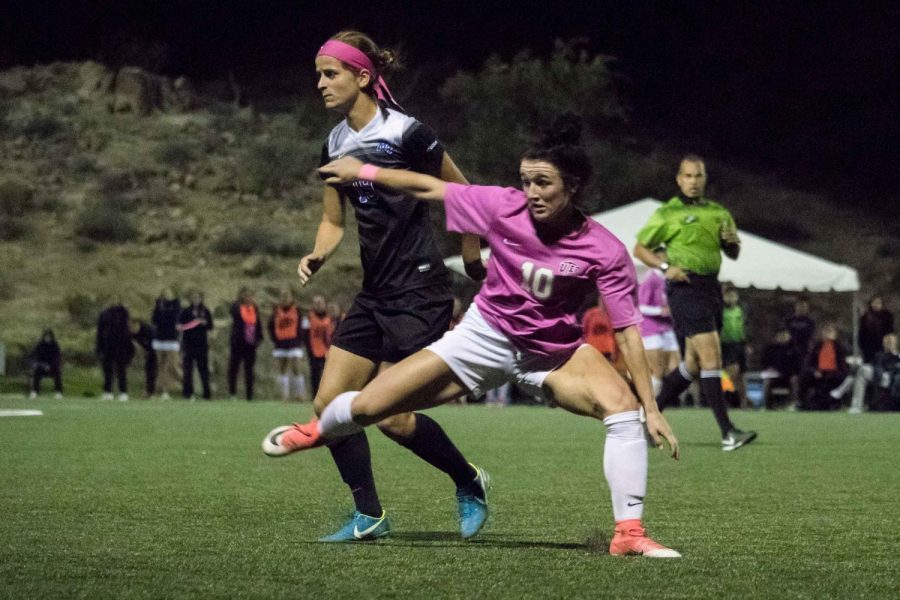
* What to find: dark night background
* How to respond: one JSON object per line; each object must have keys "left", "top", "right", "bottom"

{"left": 2, "top": 0, "right": 897, "bottom": 203}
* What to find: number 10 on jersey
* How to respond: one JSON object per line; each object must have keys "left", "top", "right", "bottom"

{"left": 521, "top": 261, "right": 554, "bottom": 300}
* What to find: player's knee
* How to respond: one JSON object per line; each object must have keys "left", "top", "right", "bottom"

{"left": 312, "top": 394, "right": 332, "bottom": 417}
{"left": 376, "top": 412, "right": 416, "bottom": 440}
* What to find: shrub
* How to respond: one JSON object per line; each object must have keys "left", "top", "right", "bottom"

{"left": 237, "top": 137, "right": 317, "bottom": 195}
{"left": 70, "top": 155, "right": 100, "bottom": 176}
{"left": 0, "top": 178, "right": 35, "bottom": 217}
{"left": 0, "top": 215, "right": 28, "bottom": 240}
{"left": 0, "top": 277, "right": 14, "bottom": 301}
{"left": 15, "top": 113, "right": 64, "bottom": 139}
{"left": 74, "top": 198, "right": 138, "bottom": 243}
{"left": 212, "top": 224, "right": 304, "bottom": 257}
{"left": 440, "top": 39, "right": 628, "bottom": 182}
{"left": 64, "top": 292, "right": 102, "bottom": 329}
{"left": 154, "top": 141, "right": 197, "bottom": 170}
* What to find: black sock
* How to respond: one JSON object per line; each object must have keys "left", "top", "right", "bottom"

{"left": 388, "top": 413, "right": 478, "bottom": 493}
{"left": 657, "top": 366, "right": 693, "bottom": 410}
{"left": 700, "top": 373, "right": 735, "bottom": 437}
{"left": 327, "top": 432, "right": 383, "bottom": 517}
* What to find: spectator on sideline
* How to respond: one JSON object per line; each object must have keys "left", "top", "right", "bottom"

{"left": 801, "top": 323, "right": 848, "bottom": 410}
{"left": 306, "top": 294, "right": 334, "bottom": 399}
{"left": 859, "top": 295, "right": 895, "bottom": 364}
{"left": 721, "top": 286, "right": 749, "bottom": 408}
{"left": 760, "top": 328, "right": 801, "bottom": 409}
{"left": 228, "top": 287, "right": 263, "bottom": 400}
{"left": 97, "top": 296, "right": 134, "bottom": 401}
{"left": 872, "top": 333, "right": 900, "bottom": 411}
{"left": 268, "top": 287, "right": 308, "bottom": 402}
{"left": 582, "top": 297, "right": 625, "bottom": 376}
{"left": 130, "top": 318, "right": 157, "bottom": 398}
{"left": 785, "top": 298, "right": 816, "bottom": 358}
{"left": 151, "top": 289, "right": 182, "bottom": 400}
{"left": 634, "top": 154, "right": 756, "bottom": 451}
{"left": 328, "top": 300, "right": 346, "bottom": 326}
{"left": 178, "top": 290, "right": 213, "bottom": 400}
{"left": 637, "top": 265, "right": 679, "bottom": 398}
{"left": 838, "top": 296, "right": 898, "bottom": 412}
{"left": 29, "top": 328, "right": 63, "bottom": 400}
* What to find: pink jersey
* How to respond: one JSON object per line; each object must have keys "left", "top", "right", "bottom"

{"left": 444, "top": 183, "right": 641, "bottom": 357}
{"left": 637, "top": 271, "right": 674, "bottom": 337}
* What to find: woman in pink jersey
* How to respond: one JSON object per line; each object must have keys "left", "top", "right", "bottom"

{"left": 265, "top": 117, "right": 681, "bottom": 558}
{"left": 638, "top": 266, "right": 681, "bottom": 396}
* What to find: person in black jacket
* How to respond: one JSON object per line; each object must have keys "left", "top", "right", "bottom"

{"left": 97, "top": 297, "right": 134, "bottom": 401}
{"left": 228, "top": 287, "right": 263, "bottom": 400}
{"left": 151, "top": 288, "right": 182, "bottom": 400}
{"left": 29, "top": 328, "right": 63, "bottom": 399}
{"left": 130, "top": 318, "right": 157, "bottom": 398}
{"left": 178, "top": 290, "right": 214, "bottom": 399}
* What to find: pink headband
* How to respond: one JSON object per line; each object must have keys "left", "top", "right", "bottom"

{"left": 317, "top": 40, "right": 401, "bottom": 108}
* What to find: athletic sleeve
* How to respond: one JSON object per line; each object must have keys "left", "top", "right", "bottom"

{"left": 317, "top": 143, "right": 331, "bottom": 181}
{"left": 443, "top": 183, "right": 508, "bottom": 236}
{"left": 596, "top": 242, "right": 642, "bottom": 329}
{"left": 402, "top": 121, "right": 445, "bottom": 177}
{"left": 636, "top": 207, "right": 669, "bottom": 249}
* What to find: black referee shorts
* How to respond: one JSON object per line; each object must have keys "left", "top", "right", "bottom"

{"left": 666, "top": 274, "right": 723, "bottom": 339}
{"left": 332, "top": 285, "right": 454, "bottom": 365}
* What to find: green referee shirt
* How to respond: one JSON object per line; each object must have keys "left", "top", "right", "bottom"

{"left": 637, "top": 196, "right": 737, "bottom": 276}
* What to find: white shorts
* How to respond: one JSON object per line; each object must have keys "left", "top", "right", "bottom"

{"left": 642, "top": 330, "right": 679, "bottom": 352}
{"left": 426, "top": 304, "right": 566, "bottom": 400}
{"left": 152, "top": 340, "right": 180, "bottom": 352}
{"left": 272, "top": 348, "right": 305, "bottom": 359}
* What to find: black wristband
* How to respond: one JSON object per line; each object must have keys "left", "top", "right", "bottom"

{"left": 464, "top": 259, "right": 487, "bottom": 281}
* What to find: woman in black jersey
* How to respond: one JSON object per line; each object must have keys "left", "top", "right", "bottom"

{"left": 267, "top": 31, "right": 488, "bottom": 542}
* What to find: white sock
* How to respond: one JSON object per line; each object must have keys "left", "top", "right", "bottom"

{"left": 278, "top": 375, "right": 290, "bottom": 399}
{"left": 603, "top": 410, "right": 648, "bottom": 522}
{"left": 292, "top": 375, "right": 307, "bottom": 399}
{"left": 651, "top": 376, "right": 662, "bottom": 397}
{"left": 318, "top": 391, "right": 363, "bottom": 438}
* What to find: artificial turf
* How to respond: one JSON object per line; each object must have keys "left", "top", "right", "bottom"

{"left": 1, "top": 396, "right": 897, "bottom": 599}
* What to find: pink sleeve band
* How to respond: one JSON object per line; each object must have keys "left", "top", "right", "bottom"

{"left": 358, "top": 164, "right": 380, "bottom": 182}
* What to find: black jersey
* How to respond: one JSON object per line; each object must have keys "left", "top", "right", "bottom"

{"left": 320, "top": 107, "right": 451, "bottom": 295}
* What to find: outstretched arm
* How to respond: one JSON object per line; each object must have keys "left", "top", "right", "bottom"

{"left": 440, "top": 154, "right": 486, "bottom": 281}
{"left": 319, "top": 157, "right": 448, "bottom": 202}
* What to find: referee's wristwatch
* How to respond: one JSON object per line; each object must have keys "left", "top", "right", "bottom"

{"left": 659, "top": 261, "right": 670, "bottom": 272}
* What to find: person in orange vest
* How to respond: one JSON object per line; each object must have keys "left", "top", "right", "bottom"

{"left": 269, "top": 287, "right": 308, "bottom": 402}
{"left": 582, "top": 297, "right": 627, "bottom": 376}
{"left": 306, "top": 294, "right": 334, "bottom": 399}
{"left": 228, "top": 287, "right": 263, "bottom": 400}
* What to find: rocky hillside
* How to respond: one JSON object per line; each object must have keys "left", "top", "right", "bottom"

{"left": 0, "top": 61, "right": 896, "bottom": 394}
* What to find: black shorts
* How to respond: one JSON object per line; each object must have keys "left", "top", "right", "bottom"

{"left": 721, "top": 342, "right": 747, "bottom": 371}
{"left": 332, "top": 285, "right": 454, "bottom": 364}
{"left": 666, "top": 274, "right": 723, "bottom": 338}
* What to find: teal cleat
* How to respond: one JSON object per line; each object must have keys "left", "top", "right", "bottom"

{"left": 457, "top": 464, "right": 491, "bottom": 540}
{"left": 318, "top": 511, "right": 391, "bottom": 543}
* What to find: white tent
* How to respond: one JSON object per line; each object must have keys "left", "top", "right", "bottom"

{"left": 444, "top": 198, "right": 862, "bottom": 349}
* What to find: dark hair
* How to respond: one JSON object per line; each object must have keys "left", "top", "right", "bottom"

{"left": 680, "top": 153, "right": 705, "bottom": 165}
{"left": 329, "top": 31, "right": 400, "bottom": 93}
{"left": 521, "top": 114, "right": 593, "bottom": 203}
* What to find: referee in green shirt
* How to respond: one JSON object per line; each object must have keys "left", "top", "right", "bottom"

{"left": 634, "top": 155, "right": 757, "bottom": 451}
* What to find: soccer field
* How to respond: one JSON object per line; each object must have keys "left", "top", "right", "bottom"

{"left": 1, "top": 397, "right": 897, "bottom": 599}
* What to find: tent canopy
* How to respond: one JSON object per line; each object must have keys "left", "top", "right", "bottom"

{"left": 445, "top": 198, "right": 859, "bottom": 293}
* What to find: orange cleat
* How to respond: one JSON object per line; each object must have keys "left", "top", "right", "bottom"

{"left": 609, "top": 519, "right": 681, "bottom": 558}
{"left": 262, "top": 419, "right": 325, "bottom": 456}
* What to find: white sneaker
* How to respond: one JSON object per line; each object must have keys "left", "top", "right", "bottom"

{"left": 118, "top": 393, "right": 129, "bottom": 402}
{"left": 54, "top": 392, "right": 63, "bottom": 400}
{"left": 28, "top": 391, "right": 37, "bottom": 400}
{"left": 160, "top": 392, "right": 171, "bottom": 401}
{"left": 102, "top": 392, "right": 114, "bottom": 401}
